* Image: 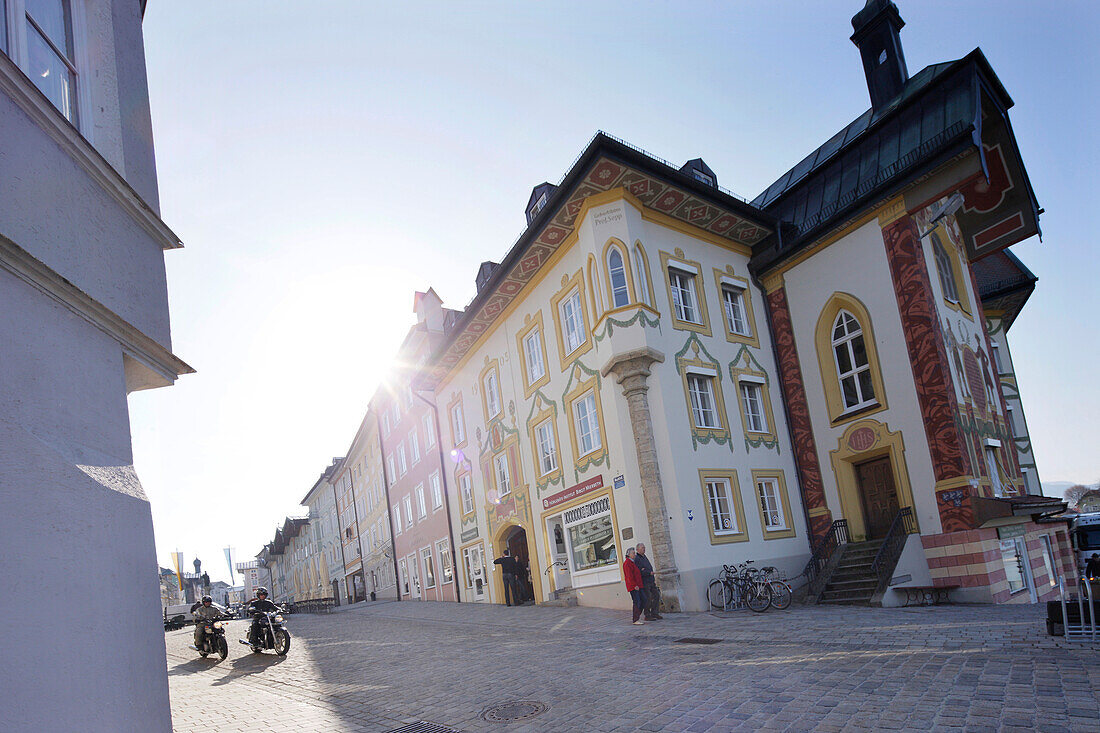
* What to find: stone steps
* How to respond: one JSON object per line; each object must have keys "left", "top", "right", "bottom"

{"left": 817, "top": 540, "right": 884, "bottom": 606}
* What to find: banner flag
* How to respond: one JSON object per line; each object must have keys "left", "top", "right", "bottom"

{"left": 172, "top": 551, "right": 184, "bottom": 590}
{"left": 224, "top": 547, "right": 235, "bottom": 586}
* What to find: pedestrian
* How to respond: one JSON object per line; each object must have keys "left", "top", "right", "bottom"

{"left": 493, "top": 549, "right": 519, "bottom": 606}
{"left": 1086, "top": 553, "right": 1100, "bottom": 581}
{"left": 623, "top": 547, "right": 646, "bottom": 625}
{"left": 634, "top": 542, "right": 663, "bottom": 620}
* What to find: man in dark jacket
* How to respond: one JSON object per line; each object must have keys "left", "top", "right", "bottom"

{"left": 634, "top": 543, "right": 663, "bottom": 620}
{"left": 493, "top": 550, "right": 520, "bottom": 606}
{"left": 246, "top": 587, "right": 281, "bottom": 645}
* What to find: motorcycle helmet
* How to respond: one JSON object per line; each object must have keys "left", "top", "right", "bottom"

{"left": 256, "top": 587, "right": 268, "bottom": 596}
{"left": 201, "top": 595, "right": 212, "bottom": 603}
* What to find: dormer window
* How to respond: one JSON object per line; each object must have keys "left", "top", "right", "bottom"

{"left": 532, "top": 192, "right": 548, "bottom": 217}
{"left": 693, "top": 170, "right": 714, "bottom": 186}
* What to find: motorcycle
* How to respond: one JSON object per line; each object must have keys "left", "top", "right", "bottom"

{"left": 195, "top": 617, "right": 230, "bottom": 660}
{"left": 239, "top": 609, "right": 291, "bottom": 656}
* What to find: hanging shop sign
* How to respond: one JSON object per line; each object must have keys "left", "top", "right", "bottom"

{"left": 996, "top": 524, "right": 1026, "bottom": 540}
{"left": 543, "top": 475, "right": 604, "bottom": 510}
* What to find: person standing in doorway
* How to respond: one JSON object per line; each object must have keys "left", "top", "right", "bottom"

{"left": 623, "top": 547, "right": 646, "bottom": 625}
{"left": 634, "top": 543, "right": 663, "bottom": 620}
{"left": 493, "top": 549, "right": 519, "bottom": 606}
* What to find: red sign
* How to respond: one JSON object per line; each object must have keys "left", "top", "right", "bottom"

{"left": 847, "top": 427, "right": 876, "bottom": 452}
{"left": 542, "top": 475, "right": 604, "bottom": 510}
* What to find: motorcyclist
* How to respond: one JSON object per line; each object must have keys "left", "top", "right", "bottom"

{"left": 189, "top": 595, "right": 227, "bottom": 651}
{"left": 246, "top": 587, "right": 281, "bottom": 646}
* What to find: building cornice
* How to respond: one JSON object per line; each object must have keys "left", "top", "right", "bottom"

{"left": 0, "top": 53, "right": 183, "bottom": 251}
{"left": 0, "top": 231, "right": 193, "bottom": 388}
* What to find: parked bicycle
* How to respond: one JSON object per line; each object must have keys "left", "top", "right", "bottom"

{"left": 707, "top": 561, "right": 772, "bottom": 613}
{"left": 760, "top": 565, "right": 793, "bottom": 610}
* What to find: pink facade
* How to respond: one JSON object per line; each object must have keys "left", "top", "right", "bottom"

{"left": 379, "top": 292, "right": 460, "bottom": 602}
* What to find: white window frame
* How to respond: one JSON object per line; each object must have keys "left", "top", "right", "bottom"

{"left": 420, "top": 546, "right": 436, "bottom": 589}
{"left": 459, "top": 474, "right": 474, "bottom": 514}
{"left": 705, "top": 478, "right": 738, "bottom": 535}
{"left": 985, "top": 446, "right": 1004, "bottom": 497}
{"left": 535, "top": 418, "right": 558, "bottom": 476}
{"left": 403, "top": 495, "right": 414, "bottom": 526}
{"left": 633, "top": 246, "right": 651, "bottom": 307}
{"left": 429, "top": 471, "right": 443, "bottom": 510}
{"left": 415, "top": 484, "right": 427, "bottom": 519}
{"left": 560, "top": 288, "right": 585, "bottom": 354}
{"left": 722, "top": 284, "right": 750, "bottom": 336}
{"left": 739, "top": 381, "right": 768, "bottom": 433}
{"left": 409, "top": 430, "right": 420, "bottom": 464}
{"left": 451, "top": 402, "right": 466, "bottom": 444}
{"left": 484, "top": 369, "right": 502, "bottom": 418}
{"left": 607, "top": 247, "right": 630, "bottom": 308}
{"left": 494, "top": 452, "right": 511, "bottom": 496}
{"left": 756, "top": 477, "right": 788, "bottom": 531}
{"left": 386, "top": 454, "right": 396, "bottom": 482}
{"left": 687, "top": 373, "right": 720, "bottom": 429}
{"left": 396, "top": 443, "right": 408, "bottom": 476}
{"left": 391, "top": 505, "right": 403, "bottom": 535}
{"left": 574, "top": 391, "right": 602, "bottom": 456}
{"left": 423, "top": 413, "right": 436, "bottom": 447}
{"left": 523, "top": 328, "right": 546, "bottom": 384}
{"left": 437, "top": 539, "right": 454, "bottom": 584}
{"left": 669, "top": 267, "right": 700, "bottom": 324}
{"left": 831, "top": 310, "right": 876, "bottom": 411}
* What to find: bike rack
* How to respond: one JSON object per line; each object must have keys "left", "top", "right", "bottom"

{"left": 1058, "top": 577, "right": 1098, "bottom": 642}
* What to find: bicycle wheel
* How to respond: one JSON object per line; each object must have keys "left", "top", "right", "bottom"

{"left": 768, "top": 580, "right": 792, "bottom": 610}
{"left": 745, "top": 582, "right": 772, "bottom": 613}
{"left": 707, "top": 579, "right": 731, "bottom": 610}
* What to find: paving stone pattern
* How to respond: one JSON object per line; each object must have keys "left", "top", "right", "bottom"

{"left": 166, "top": 601, "right": 1100, "bottom": 732}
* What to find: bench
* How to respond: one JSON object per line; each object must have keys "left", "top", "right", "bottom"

{"left": 900, "top": 585, "right": 958, "bottom": 606}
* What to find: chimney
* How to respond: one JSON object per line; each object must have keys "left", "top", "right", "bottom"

{"left": 851, "top": 0, "right": 909, "bottom": 111}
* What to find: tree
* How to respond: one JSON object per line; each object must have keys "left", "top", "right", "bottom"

{"left": 1065, "top": 485, "right": 1091, "bottom": 508}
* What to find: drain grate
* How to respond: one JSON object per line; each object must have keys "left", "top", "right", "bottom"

{"left": 480, "top": 700, "right": 550, "bottom": 722}
{"left": 674, "top": 637, "right": 722, "bottom": 645}
{"left": 386, "top": 723, "right": 462, "bottom": 733}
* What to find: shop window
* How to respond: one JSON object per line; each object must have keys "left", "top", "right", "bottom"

{"left": 1039, "top": 536, "right": 1057, "bottom": 588}
{"left": 563, "top": 496, "right": 616, "bottom": 573}
{"left": 398, "top": 558, "right": 410, "bottom": 595}
{"left": 420, "top": 547, "right": 436, "bottom": 589}
{"left": 437, "top": 540, "right": 453, "bottom": 584}
{"left": 999, "top": 537, "right": 1028, "bottom": 594}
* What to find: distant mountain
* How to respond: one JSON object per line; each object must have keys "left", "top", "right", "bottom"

{"left": 1042, "top": 481, "right": 1077, "bottom": 499}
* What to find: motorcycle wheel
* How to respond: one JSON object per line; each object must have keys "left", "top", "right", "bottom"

{"left": 274, "top": 629, "right": 291, "bottom": 656}
{"left": 217, "top": 637, "right": 229, "bottom": 660}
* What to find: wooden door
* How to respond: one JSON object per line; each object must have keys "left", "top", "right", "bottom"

{"left": 855, "top": 457, "right": 900, "bottom": 539}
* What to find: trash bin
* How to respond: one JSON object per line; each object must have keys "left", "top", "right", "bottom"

{"left": 370, "top": 591, "right": 376, "bottom": 602}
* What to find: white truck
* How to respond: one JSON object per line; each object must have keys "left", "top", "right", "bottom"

{"left": 1072, "top": 512, "right": 1100, "bottom": 579}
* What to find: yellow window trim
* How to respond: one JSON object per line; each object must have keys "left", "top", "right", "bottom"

{"left": 446, "top": 392, "right": 468, "bottom": 450}
{"left": 660, "top": 248, "right": 712, "bottom": 337}
{"left": 750, "top": 470, "right": 796, "bottom": 540}
{"left": 730, "top": 366, "right": 778, "bottom": 445}
{"left": 601, "top": 238, "right": 638, "bottom": 309}
{"left": 515, "top": 310, "right": 551, "bottom": 399}
{"left": 527, "top": 401, "right": 563, "bottom": 491}
{"left": 698, "top": 469, "right": 749, "bottom": 545}
{"left": 712, "top": 266, "right": 761, "bottom": 348}
{"left": 677, "top": 349, "right": 731, "bottom": 448}
{"left": 564, "top": 371, "right": 608, "bottom": 473}
{"left": 927, "top": 223, "right": 973, "bottom": 319}
{"left": 814, "top": 292, "right": 889, "bottom": 426}
{"left": 632, "top": 240, "right": 659, "bottom": 309}
{"left": 550, "top": 269, "right": 594, "bottom": 374}
{"left": 478, "top": 357, "right": 504, "bottom": 424}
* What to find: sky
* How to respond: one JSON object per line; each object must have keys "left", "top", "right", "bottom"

{"left": 132, "top": 1, "right": 1099, "bottom": 584}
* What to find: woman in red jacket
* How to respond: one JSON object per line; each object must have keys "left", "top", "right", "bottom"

{"left": 623, "top": 547, "right": 646, "bottom": 625}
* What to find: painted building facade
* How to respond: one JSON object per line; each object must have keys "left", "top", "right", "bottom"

{"left": 301, "top": 459, "right": 347, "bottom": 603}
{"left": 0, "top": 1, "right": 189, "bottom": 729}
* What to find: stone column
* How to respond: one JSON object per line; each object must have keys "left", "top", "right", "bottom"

{"left": 601, "top": 347, "right": 684, "bottom": 612}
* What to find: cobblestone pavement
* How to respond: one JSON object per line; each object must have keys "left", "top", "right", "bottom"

{"left": 166, "top": 600, "right": 1100, "bottom": 732}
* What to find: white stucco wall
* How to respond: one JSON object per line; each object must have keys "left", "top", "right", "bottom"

{"left": 0, "top": 268, "right": 172, "bottom": 732}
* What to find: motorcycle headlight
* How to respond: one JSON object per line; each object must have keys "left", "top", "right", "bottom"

{"left": 213, "top": 621, "right": 225, "bottom": 629}
{"left": 274, "top": 615, "right": 284, "bottom": 623}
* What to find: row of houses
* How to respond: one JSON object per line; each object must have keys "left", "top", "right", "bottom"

{"left": 250, "top": 1, "right": 1076, "bottom": 614}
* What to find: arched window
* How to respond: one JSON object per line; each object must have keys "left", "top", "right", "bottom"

{"left": 607, "top": 247, "right": 629, "bottom": 307}
{"left": 931, "top": 233, "right": 959, "bottom": 302}
{"left": 831, "top": 310, "right": 876, "bottom": 410}
{"left": 633, "top": 245, "right": 652, "bottom": 306}
{"left": 588, "top": 259, "right": 605, "bottom": 319}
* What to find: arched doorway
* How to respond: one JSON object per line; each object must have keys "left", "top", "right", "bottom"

{"left": 505, "top": 525, "right": 534, "bottom": 604}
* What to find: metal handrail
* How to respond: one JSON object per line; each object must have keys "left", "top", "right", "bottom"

{"left": 803, "top": 519, "right": 849, "bottom": 592}
{"left": 870, "top": 507, "right": 916, "bottom": 588}
{"left": 1059, "top": 576, "right": 1098, "bottom": 642}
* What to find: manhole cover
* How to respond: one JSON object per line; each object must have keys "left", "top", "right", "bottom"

{"left": 675, "top": 637, "right": 722, "bottom": 645}
{"left": 480, "top": 700, "right": 550, "bottom": 722}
